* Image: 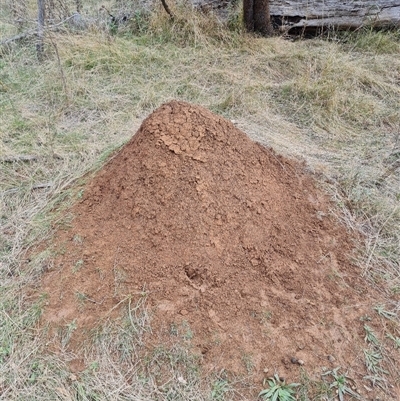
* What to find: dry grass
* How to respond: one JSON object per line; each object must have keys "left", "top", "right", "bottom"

{"left": 1, "top": 1, "right": 400, "bottom": 399}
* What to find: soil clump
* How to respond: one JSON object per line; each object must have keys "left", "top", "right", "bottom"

{"left": 42, "top": 101, "right": 375, "bottom": 390}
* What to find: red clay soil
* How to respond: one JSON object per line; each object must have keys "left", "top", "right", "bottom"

{"left": 42, "top": 101, "right": 378, "bottom": 393}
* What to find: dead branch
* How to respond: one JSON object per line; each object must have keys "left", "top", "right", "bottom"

{"left": 1, "top": 155, "right": 38, "bottom": 163}
{"left": 160, "top": 0, "right": 174, "bottom": 20}
{"left": 1, "top": 14, "right": 78, "bottom": 47}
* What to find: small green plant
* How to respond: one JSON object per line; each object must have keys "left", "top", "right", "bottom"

{"left": 0, "top": 344, "right": 11, "bottom": 363}
{"left": 363, "top": 349, "right": 388, "bottom": 375}
{"left": 261, "top": 310, "right": 272, "bottom": 325}
{"left": 182, "top": 320, "right": 193, "bottom": 341}
{"left": 22, "top": 294, "right": 47, "bottom": 327}
{"left": 391, "top": 286, "right": 400, "bottom": 295}
{"left": 169, "top": 322, "right": 178, "bottom": 336}
{"left": 73, "top": 234, "right": 83, "bottom": 244}
{"left": 77, "top": 189, "right": 85, "bottom": 199}
{"left": 75, "top": 291, "right": 95, "bottom": 309}
{"left": 322, "top": 367, "right": 360, "bottom": 401}
{"left": 297, "top": 369, "right": 331, "bottom": 401}
{"left": 211, "top": 377, "right": 230, "bottom": 400}
{"left": 374, "top": 305, "right": 397, "bottom": 320}
{"left": 386, "top": 332, "right": 400, "bottom": 349}
{"left": 60, "top": 319, "right": 77, "bottom": 348}
{"left": 167, "top": 321, "right": 193, "bottom": 340}
{"left": 76, "top": 292, "right": 87, "bottom": 302}
{"left": 84, "top": 360, "right": 100, "bottom": 373}
{"left": 364, "top": 324, "right": 379, "bottom": 345}
{"left": 28, "top": 360, "right": 44, "bottom": 384}
{"left": 73, "top": 259, "right": 84, "bottom": 272}
{"left": 259, "top": 374, "right": 299, "bottom": 401}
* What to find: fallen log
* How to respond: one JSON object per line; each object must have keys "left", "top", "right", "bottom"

{"left": 269, "top": 0, "right": 400, "bottom": 32}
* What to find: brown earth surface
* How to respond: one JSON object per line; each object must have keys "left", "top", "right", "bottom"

{"left": 41, "top": 100, "right": 383, "bottom": 395}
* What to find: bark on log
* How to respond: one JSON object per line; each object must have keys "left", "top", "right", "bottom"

{"left": 269, "top": 0, "right": 400, "bottom": 32}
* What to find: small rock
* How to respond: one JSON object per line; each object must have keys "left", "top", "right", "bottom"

{"left": 327, "top": 355, "right": 336, "bottom": 363}
{"left": 290, "top": 357, "right": 305, "bottom": 366}
{"left": 263, "top": 368, "right": 269, "bottom": 374}
{"left": 180, "top": 309, "right": 188, "bottom": 316}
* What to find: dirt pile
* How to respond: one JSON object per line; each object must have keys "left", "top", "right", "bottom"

{"left": 43, "top": 101, "right": 373, "bottom": 384}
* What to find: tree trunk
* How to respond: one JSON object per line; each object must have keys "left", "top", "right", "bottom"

{"left": 243, "top": 0, "right": 255, "bottom": 31}
{"left": 36, "top": 0, "right": 45, "bottom": 61}
{"left": 244, "top": 0, "right": 273, "bottom": 35}
{"left": 269, "top": 0, "right": 400, "bottom": 32}
{"left": 254, "top": 0, "right": 273, "bottom": 35}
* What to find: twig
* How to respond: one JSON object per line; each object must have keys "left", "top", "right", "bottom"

{"left": 84, "top": 295, "right": 103, "bottom": 304}
{"left": 32, "top": 182, "right": 53, "bottom": 190}
{"left": 1, "top": 14, "right": 77, "bottom": 46}
{"left": 160, "top": 0, "right": 174, "bottom": 20}
{"left": 104, "top": 295, "right": 131, "bottom": 318}
{"left": 1, "top": 182, "right": 53, "bottom": 196}
{"left": 1, "top": 154, "right": 38, "bottom": 163}
{"left": 47, "top": 31, "right": 70, "bottom": 103}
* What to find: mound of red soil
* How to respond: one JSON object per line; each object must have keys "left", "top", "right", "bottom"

{"left": 43, "top": 101, "right": 374, "bottom": 387}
